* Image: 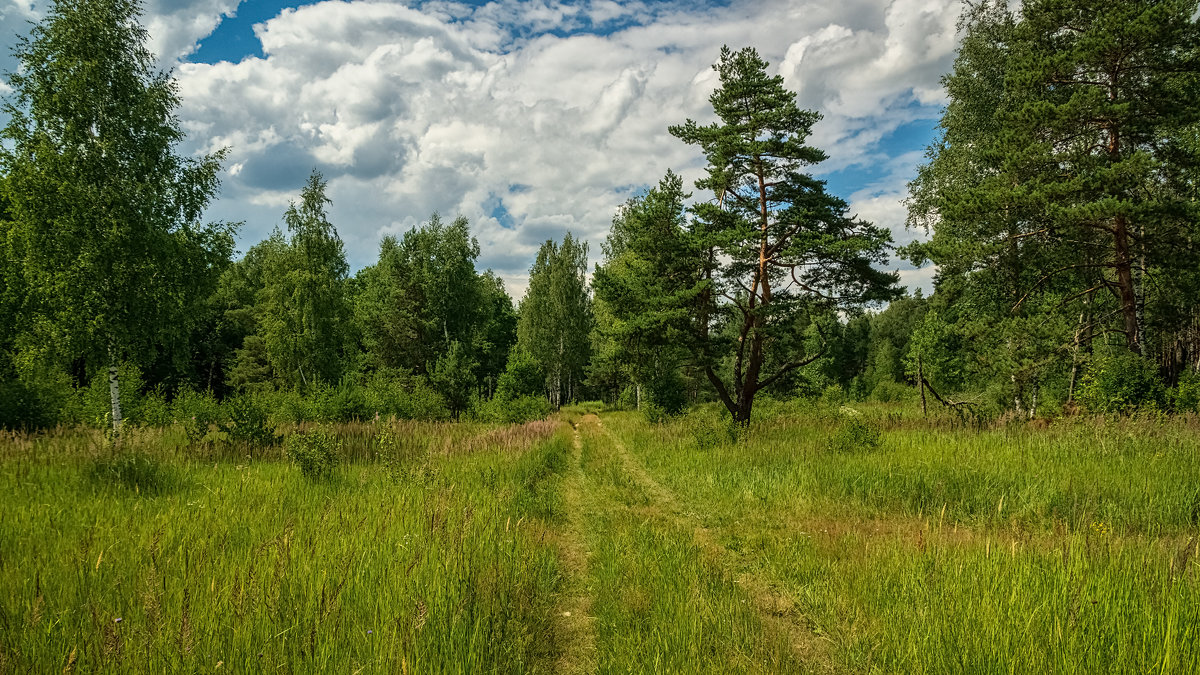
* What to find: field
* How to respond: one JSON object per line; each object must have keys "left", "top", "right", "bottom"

{"left": 2, "top": 403, "right": 1199, "bottom": 673}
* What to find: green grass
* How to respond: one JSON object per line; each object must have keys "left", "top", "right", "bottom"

{"left": 3, "top": 405, "right": 1199, "bottom": 672}
{"left": 0, "top": 420, "right": 569, "bottom": 672}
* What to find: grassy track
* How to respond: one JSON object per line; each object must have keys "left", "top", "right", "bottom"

{"left": 2, "top": 405, "right": 1199, "bottom": 672}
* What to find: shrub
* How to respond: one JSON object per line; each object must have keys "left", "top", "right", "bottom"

{"left": 0, "top": 367, "right": 75, "bottom": 430}
{"left": 285, "top": 429, "right": 340, "bottom": 480}
{"left": 871, "top": 379, "right": 912, "bottom": 403}
{"left": 827, "top": 417, "right": 882, "bottom": 453}
{"left": 137, "top": 386, "right": 173, "bottom": 427}
{"left": 684, "top": 406, "right": 736, "bottom": 449}
{"left": 1078, "top": 353, "right": 1167, "bottom": 413}
{"left": 1172, "top": 370, "right": 1200, "bottom": 414}
{"left": 479, "top": 395, "right": 551, "bottom": 424}
{"left": 171, "top": 387, "right": 223, "bottom": 445}
{"left": 221, "top": 393, "right": 279, "bottom": 446}
{"left": 645, "top": 371, "right": 687, "bottom": 417}
{"left": 88, "top": 452, "right": 178, "bottom": 494}
{"left": 641, "top": 400, "right": 669, "bottom": 424}
{"left": 617, "top": 386, "right": 637, "bottom": 411}
{"left": 313, "top": 380, "right": 369, "bottom": 422}
{"left": 819, "top": 384, "right": 846, "bottom": 408}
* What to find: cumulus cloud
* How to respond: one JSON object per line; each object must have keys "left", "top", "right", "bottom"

{"left": 3, "top": 0, "right": 961, "bottom": 299}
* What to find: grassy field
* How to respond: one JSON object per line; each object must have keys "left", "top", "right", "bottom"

{"left": 2, "top": 403, "right": 1199, "bottom": 672}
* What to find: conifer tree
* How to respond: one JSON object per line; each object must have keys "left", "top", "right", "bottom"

{"left": 670, "top": 46, "right": 898, "bottom": 423}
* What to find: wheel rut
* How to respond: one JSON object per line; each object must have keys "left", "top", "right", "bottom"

{"left": 583, "top": 414, "right": 834, "bottom": 672}
{"left": 551, "top": 420, "right": 598, "bottom": 675}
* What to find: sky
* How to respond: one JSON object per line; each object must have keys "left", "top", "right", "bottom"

{"left": 0, "top": 0, "right": 961, "bottom": 300}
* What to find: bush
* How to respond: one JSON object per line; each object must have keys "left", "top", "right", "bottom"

{"left": 820, "top": 384, "right": 847, "bottom": 408}
{"left": 871, "top": 379, "right": 912, "bottom": 403}
{"left": 0, "top": 367, "right": 75, "bottom": 430}
{"left": 171, "top": 387, "right": 224, "bottom": 445}
{"left": 1078, "top": 353, "right": 1167, "bottom": 413}
{"left": 313, "top": 380, "right": 369, "bottom": 422}
{"left": 827, "top": 417, "right": 882, "bottom": 453}
{"left": 221, "top": 393, "right": 279, "bottom": 446}
{"left": 641, "top": 400, "right": 670, "bottom": 424}
{"left": 684, "top": 405, "right": 736, "bottom": 449}
{"left": 645, "top": 371, "right": 687, "bottom": 417}
{"left": 88, "top": 452, "right": 178, "bottom": 494}
{"left": 137, "top": 386, "right": 174, "bottom": 427}
{"left": 285, "top": 429, "right": 341, "bottom": 480}
{"left": 617, "top": 386, "right": 637, "bottom": 411}
{"left": 1172, "top": 370, "right": 1200, "bottom": 414}
{"left": 479, "top": 394, "right": 551, "bottom": 424}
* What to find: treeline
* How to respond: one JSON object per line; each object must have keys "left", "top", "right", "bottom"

{"left": 3, "top": 0, "right": 1200, "bottom": 432}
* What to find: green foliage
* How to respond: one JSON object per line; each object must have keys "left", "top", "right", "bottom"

{"left": 285, "top": 428, "right": 341, "bottom": 480}
{"left": 669, "top": 46, "right": 898, "bottom": 423}
{"left": 495, "top": 346, "right": 545, "bottom": 400}
{"left": 137, "top": 387, "right": 173, "bottom": 428}
{"left": 171, "top": 387, "right": 223, "bottom": 445}
{"left": 478, "top": 395, "right": 551, "bottom": 425}
{"left": 82, "top": 364, "right": 143, "bottom": 428}
{"left": 0, "top": 365, "right": 75, "bottom": 429}
{"left": 311, "top": 379, "right": 369, "bottom": 422}
{"left": 826, "top": 416, "right": 882, "bottom": 453}
{"left": 259, "top": 172, "right": 352, "bottom": 389}
{"left": 431, "top": 340, "right": 476, "bottom": 419}
{"left": 1, "top": 0, "right": 232, "bottom": 435}
{"left": 683, "top": 405, "right": 737, "bottom": 450}
{"left": 1078, "top": 353, "right": 1168, "bottom": 413}
{"left": 376, "top": 423, "right": 435, "bottom": 484}
{"left": 220, "top": 393, "right": 279, "bottom": 446}
{"left": 517, "top": 233, "right": 592, "bottom": 408}
{"left": 870, "top": 380, "right": 912, "bottom": 404}
{"left": 1173, "top": 370, "right": 1200, "bottom": 414}
{"left": 88, "top": 451, "right": 178, "bottom": 495}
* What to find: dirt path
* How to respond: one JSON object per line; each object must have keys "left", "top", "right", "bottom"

{"left": 551, "top": 421, "right": 598, "bottom": 675}
{"left": 584, "top": 414, "right": 834, "bottom": 672}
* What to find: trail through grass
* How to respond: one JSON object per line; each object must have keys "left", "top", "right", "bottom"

{"left": 3, "top": 406, "right": 1199, "bottom": 672}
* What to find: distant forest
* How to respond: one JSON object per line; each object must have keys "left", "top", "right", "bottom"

{"left": 3, "top": 0, "right": 1200, "bottom": 432}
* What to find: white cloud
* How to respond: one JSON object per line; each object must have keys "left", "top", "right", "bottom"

{"left": 3, "top": 0, "right": 964, "bottom": 300}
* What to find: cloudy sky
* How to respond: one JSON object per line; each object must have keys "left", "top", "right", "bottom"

{"left": 0, "top": 0, "right": 961, "bottom": 299}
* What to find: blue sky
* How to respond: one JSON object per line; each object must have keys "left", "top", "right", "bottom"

{"left": 2, "top": 0, "right": 959, "bottom": 297}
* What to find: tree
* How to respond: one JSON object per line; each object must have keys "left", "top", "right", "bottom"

{"left": 591, "top": 170, "right": 705, "bottom": 409}
{"left": 353, "top": 214, "right": 514, "bottom": 390}
{"left": 908, "top": 0, "right": 1200, "bottom": 369}
{"left": 517, "top": 234, "right": 592, "bottom": 408}
{"left": 1, "top": 0, "right": 231, "bottom": 436}
{"left": 259, "top": 171, "right": 351, "bottom": 388}
{"left": 669, "top": 46, "right": 898, "bottom": 423}
{"left": 431, "top": 340, "right": 476, "bottom": 420}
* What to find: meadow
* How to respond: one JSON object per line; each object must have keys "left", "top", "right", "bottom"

{"left": 2, "top": 402, "right": 1198, "bottom": 673}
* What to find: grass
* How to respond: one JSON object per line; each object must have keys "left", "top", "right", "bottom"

{"left": 2, "top": 403, "right": 1199, "bottom": 672}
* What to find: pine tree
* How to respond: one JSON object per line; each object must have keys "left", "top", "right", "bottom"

{"left": 670, "top": 46, "right": 898, "bottom": 423}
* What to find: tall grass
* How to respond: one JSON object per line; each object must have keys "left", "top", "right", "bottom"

{"left": 0, "top": 420, "right": 572, "bottom": 672}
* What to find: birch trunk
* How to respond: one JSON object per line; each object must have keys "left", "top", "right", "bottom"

{"left": 108, "top": 359, "right": 123, "bottom": 440}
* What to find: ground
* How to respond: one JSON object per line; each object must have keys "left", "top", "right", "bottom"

{"left": 2, "top": 402, "right": 1199, "bottom": 672}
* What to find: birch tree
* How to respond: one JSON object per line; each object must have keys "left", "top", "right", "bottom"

{"left": 1, "top": 0, "right": 230, "bottom": 438}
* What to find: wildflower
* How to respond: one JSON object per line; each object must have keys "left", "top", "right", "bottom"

{"left": 367, "top": 630, "right": 373, "bottom": 634}
{"left": 114, "top": 617, "right": 122, "bottom": 623}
